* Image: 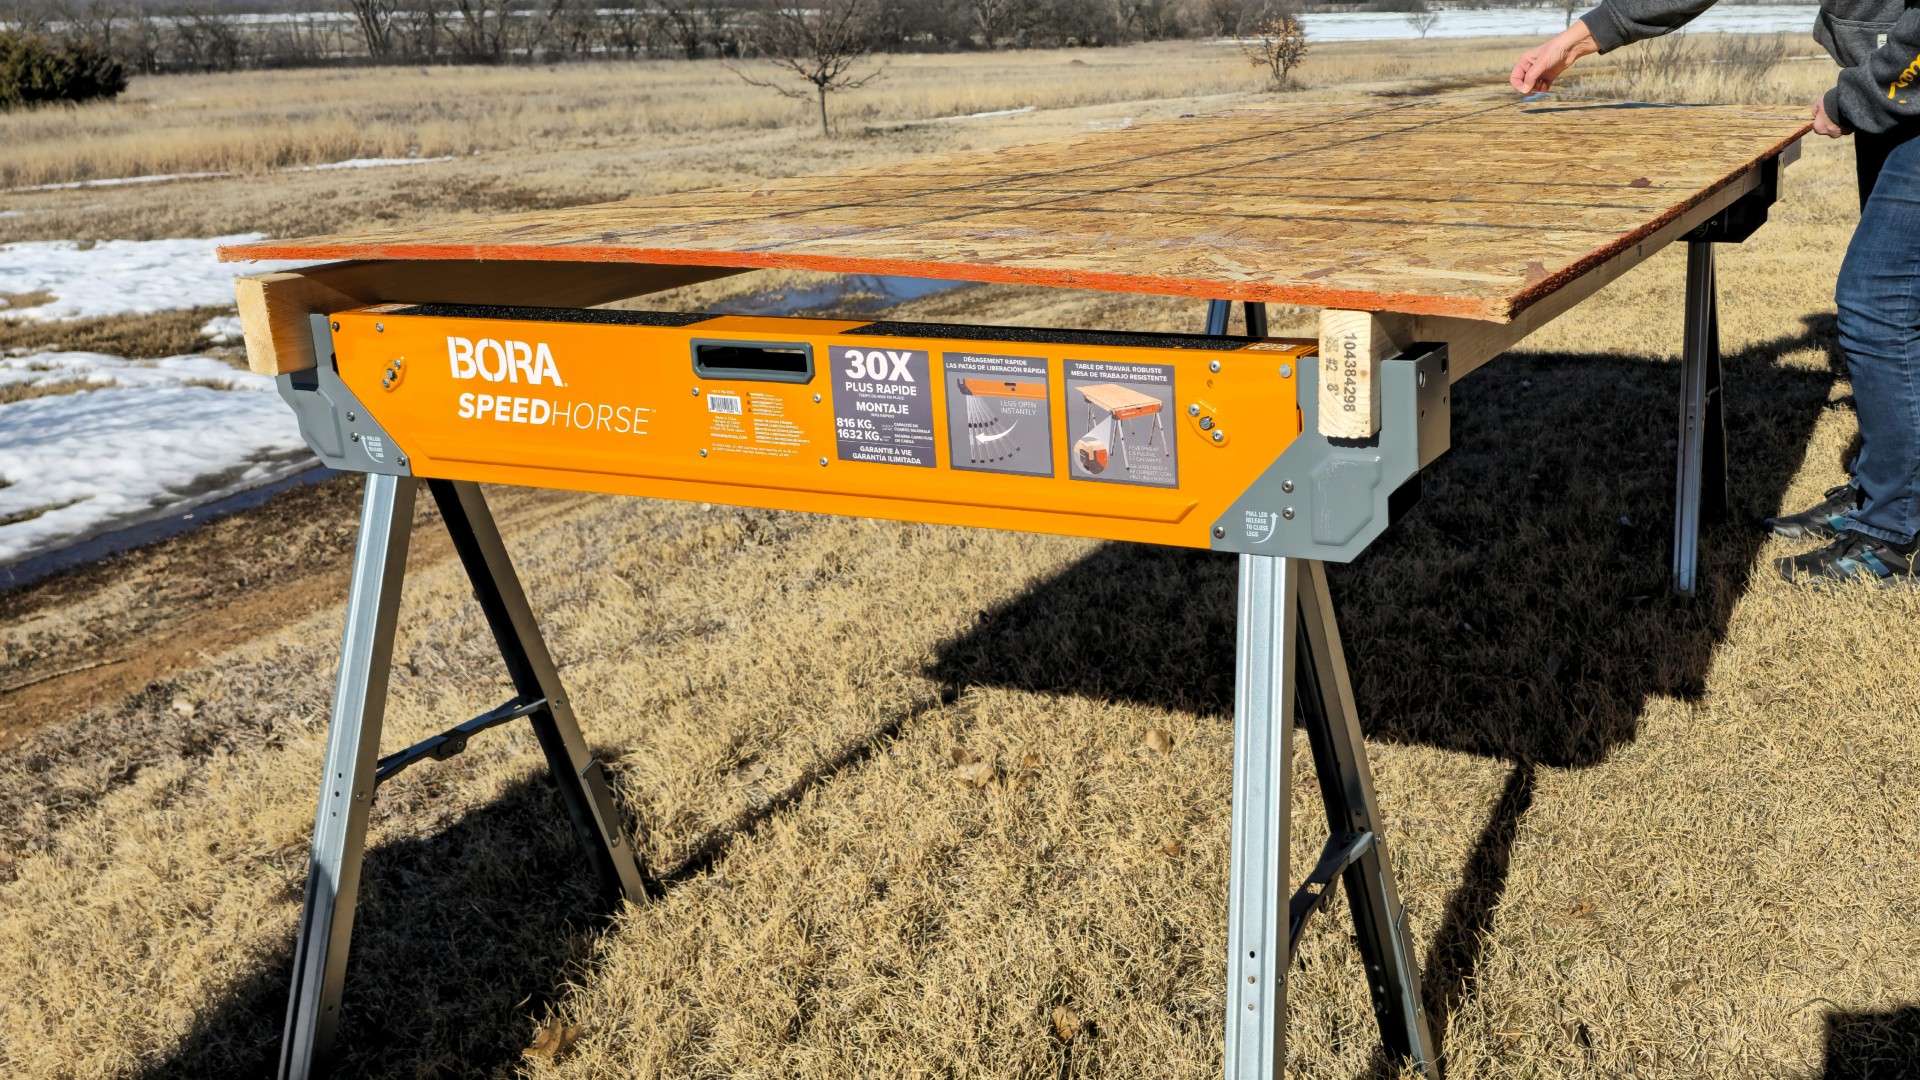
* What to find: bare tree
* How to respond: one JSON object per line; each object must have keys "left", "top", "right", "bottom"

{"left": 967, "top": 0, "right": 1023, "bottom": 47}
{"left": 448, "top": 0, "right": 516, "bottom": 60}
{"left": 1195, "top": 0, "right": 1257, "bottom": 36}
{"left": 340, "top": 0, "right": 400, "bottom": 60}
{"left": 735, "top": 0, "right": 880, "bottom": 137}
{"left": 1404, "top": 8, "right": 1438, "bottom": 38}
{"left": 602, "top": 4, "right": 660, "bottom": 57}
{"left": 1242, "top": 9, "right": 1306, "bottom": 88}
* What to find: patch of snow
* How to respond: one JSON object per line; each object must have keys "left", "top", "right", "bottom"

{"left": 289, "top": 156, "right": 457, "bottom": 172}
{"left": 199, "top": 314, "right": 245, "bottom": 345}
{"left": 0, "top": 234, "right": 309, "bottom": 321}
{"left": 933, "top": 106, "right": 1036, "bottom": 121}
{"left": 1, "top": 154, "right": 454, "bottom": 197}
{"left": 0, "top": 351, "right": 310, "bottom": 564}
{"left": 4, "top": 171, "right": 231, "bottom": 194}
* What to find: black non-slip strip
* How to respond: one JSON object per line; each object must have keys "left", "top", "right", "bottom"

{"left": 391, "top": 304, "right": 715, "bottom": 327}
{"left": 844, "top": 321, "right": 1252, "bottom": 351}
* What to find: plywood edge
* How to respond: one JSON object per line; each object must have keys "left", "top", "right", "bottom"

{"left": 221, "top": 243, "right": 1522, "bottom": 323}
{"left": 228, "top": 259, "right": 746, "bottom": 375}
{"left": 1496, "top": 131, "right": 1803, "bottom": 326}
{"left": 1416, "top": 144, "right": 1800, "bottom": 383}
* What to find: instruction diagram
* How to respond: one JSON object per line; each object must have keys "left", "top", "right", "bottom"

{"left": 942, "top": 351, "right": 1052, "bottom": 477}
{"left": 1063, "top": 359, "right": 1177, "bottom": 487}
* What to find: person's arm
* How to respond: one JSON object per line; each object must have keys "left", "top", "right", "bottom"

{"left": 1579, "top": 0, "right": 1719, "bottom": 54}
{"left": 1511, "top": 0, "right": 1719, "bottom": 93}
{"left": 1824, "top": 8, "right": 1920, "bottom": 135}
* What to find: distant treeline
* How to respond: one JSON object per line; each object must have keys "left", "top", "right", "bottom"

{"left": 0, "top": 0, "right": 1567, "bottom": 74}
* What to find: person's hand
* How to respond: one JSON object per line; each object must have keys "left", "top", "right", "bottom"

{"left": 1812, "top": 95, "right": 1848, "bottom": 137}
{"left": 1512, "top": 21, "right": 1600, "bottom": 93}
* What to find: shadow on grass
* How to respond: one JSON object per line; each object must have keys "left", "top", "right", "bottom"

{"left": 927, "top": 317, "right": 1840, "bottom": 1075}
{"left": 137, "top": 319, "right": 1839, "bottom": 1078}
{"left": 1819, "top": 1005, "right": 1920, "bottom": 1079}
{"left": 132, "top": 772, "right": 612, "bottom": 1080}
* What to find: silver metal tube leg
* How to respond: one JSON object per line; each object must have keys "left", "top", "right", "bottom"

{"left": 280, "top": 473, "right": 418, "bottom": 1080}
{"left": 1673, "top": 240, "right": 1722, "bottom": 597}
{"left": 1224, "top": 554, "right": 1298, "bottom": 1080}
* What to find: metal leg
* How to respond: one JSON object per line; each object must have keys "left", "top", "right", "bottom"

{"left": 1223, "top": 558, "right": 1437, "bottom": 1079}
{"left": 1207, "top": 299, "right": 1234, "bottom": 336}
{"left": 1295, "top": 562, "right": 1437, "bottom": 1072}
{"left": 1225, "top": 554, "right": 1298, "bottom": 1079}
{"left": 279, "top": 478, "right": 645, "bottom": 1079}
{"left": 428, "top": 480, "right": 644, "bottom": 903}
{"left": 1673, "top": 240, "right": 1727, "bottom": 597}
{"left": 1205, "top": 299, "right": 1269, "bottom": 338}
{"left": 280, "top": 473, "right": 418, "bottom": 1080}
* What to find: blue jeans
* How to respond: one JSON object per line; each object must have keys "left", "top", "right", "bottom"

{"left": 1836, "top": 129, "right": 1920, "bottom": 546}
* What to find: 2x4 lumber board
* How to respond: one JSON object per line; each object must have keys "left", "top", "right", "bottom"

{"left": 1319, "top": 309, "right": 1412, "bottom": 440}
{"left": 219, "top": 101, "right": 1810, "bottom": 322}
{"left": 233, "top": 260, "right": 742, "bottom": 375}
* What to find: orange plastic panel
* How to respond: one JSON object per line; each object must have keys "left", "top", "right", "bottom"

{"left": 334, "top": 307, "right": 1312, "bottom": 548}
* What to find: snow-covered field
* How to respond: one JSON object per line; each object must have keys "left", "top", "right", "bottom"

{"left": 1291, "top": 4, "right": 1817, "bottom": 42}
{"left": 0, "top": 353, "right": 314, "bottom": 564}
{"left": 1, "top": 236, "right": 316, "bottom": 567}
{"left": 0, "top": 234, "right": 306, "bottom": 320}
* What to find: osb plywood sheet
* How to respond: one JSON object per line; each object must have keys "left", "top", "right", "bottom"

{"left": 222, "top": 100, "right": 1809, "bottom": 322}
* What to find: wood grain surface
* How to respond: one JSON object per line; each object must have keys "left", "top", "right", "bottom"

{"left": 220, "top": 100, "right": 1808, "bottom": 322}
{"left": 1077, "top": 383, "right": 1165, "bottom": 416}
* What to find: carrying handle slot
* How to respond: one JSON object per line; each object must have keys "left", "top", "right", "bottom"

{"left": 691, "top": 339, "right": 814, "bottom": 384}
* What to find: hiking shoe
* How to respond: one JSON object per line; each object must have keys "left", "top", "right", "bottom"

{"left": 1776, "top": 530, "right": 1919, "bottom": 588}
{"left": 1766, "top": 484, "right": 1859, "bottom": 540}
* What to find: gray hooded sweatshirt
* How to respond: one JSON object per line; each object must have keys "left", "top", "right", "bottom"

{"left": 1581, "top": 0, "right": 1920, "bottom": 134}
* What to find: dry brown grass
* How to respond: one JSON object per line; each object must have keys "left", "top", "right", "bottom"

{"left": 2, "top": 35, "right": 1917, "bottom": 1080}
{"left": 0, "top": 305, "right": 234, "bottom": 359}
{"left": 0, "top": 36, "right": 1834, "bottom": 246}
{"left": 0, "top": 378, "right": 95, "bottom": 404}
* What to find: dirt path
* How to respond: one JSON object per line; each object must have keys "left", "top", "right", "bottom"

{"left": 0, "top": 476, "right": 594, "bottom": 749}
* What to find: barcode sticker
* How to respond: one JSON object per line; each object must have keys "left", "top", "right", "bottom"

{"left": 707, "top": 393, "right": 743, "bottom": 415}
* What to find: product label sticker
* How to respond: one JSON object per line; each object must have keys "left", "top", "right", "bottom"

{"left": 830, "top": 345, "right": 934, "bottom": 467}
{"left": 942, "top": 351, "right": 1052, "bottom": 477}
{"left": 707, "top": 390, "right": 808, "bottom": 460}
{"left": 1062, "top": 359, "right": 1177, "bottom": 488}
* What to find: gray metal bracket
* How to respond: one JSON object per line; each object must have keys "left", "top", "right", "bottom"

{"left": 1212, "top": 345, "right": 1450, "bottom": 560}
{"left": 275, "top": 315, "right": 412, "bottom": 477}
